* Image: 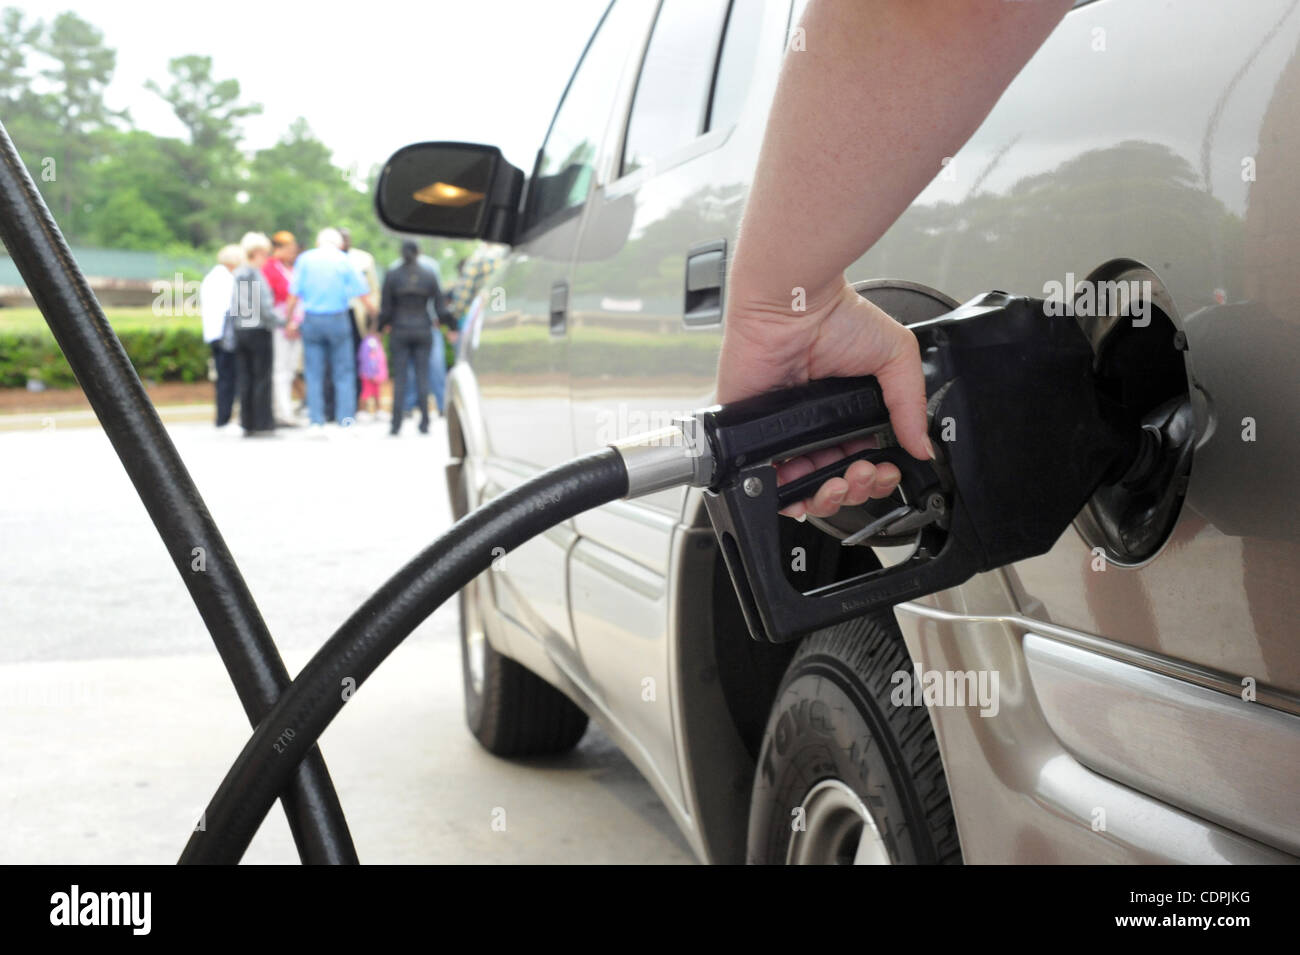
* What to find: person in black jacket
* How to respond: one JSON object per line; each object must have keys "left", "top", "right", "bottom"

{"left": 379, "top": 240, "right": 452, "bottom": 435}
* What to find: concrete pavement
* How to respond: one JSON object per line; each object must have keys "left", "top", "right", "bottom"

{"left": 0, "top": 413, "right": 693, "bottom": 864}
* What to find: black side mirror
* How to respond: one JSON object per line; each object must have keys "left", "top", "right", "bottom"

{"left": 375, "top": 142, "right": 524, "bottom": 244}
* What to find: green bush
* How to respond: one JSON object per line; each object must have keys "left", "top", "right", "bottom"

{"left": 0, "top": 325, "right": 209, "bottom": 389}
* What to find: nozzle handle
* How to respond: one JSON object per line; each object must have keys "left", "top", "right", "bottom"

{"left": 700, "top": 376, "right": 891, "bottom": 488}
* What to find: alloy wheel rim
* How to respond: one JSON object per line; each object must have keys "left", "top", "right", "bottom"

{"left": 787, "top": 779, "right": 892, "bottom": 865}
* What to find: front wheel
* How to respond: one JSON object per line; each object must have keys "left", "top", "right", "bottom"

{"left": 451, "top": 440, "right": 588, "bottom": 757}
{"left": 458, "top": 556, "right": 588, "bottom": 758}
{"left": 747, "top": 614, "right": 962, "bottom": 864}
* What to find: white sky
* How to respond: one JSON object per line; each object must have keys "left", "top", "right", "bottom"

{"left": 10, "top": 0, "right": 610, "bottom": 175}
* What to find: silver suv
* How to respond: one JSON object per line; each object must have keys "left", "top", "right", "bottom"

{"left": 384, "top": 0, "right": 1300, "bottom": 863}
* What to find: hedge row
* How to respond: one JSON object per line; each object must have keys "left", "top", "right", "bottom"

{"left": 2, "top": 320, "right": 699, "bottom": 390}
{"left": 0, "top": 326, "right": 210, "bottom": 389}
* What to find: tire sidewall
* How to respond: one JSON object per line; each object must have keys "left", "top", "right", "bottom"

{"left": 748, "top": 647, "right": 931, "bottom": 864}
{"left": 453, "top": 450, "right": 488, "bottom": 735}
{"left": 458, "top": 580, "right": 487, "bottom": 734}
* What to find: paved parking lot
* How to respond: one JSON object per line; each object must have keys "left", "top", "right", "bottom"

{"left": 0, "top": 413, "right": 693, "bottom": 864}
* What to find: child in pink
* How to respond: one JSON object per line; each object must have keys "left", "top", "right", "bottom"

{"left": 357, "top": 318, "right": 389, "bottom": 419}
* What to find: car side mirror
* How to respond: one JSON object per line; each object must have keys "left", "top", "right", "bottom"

{"left": 375, "top": 142, "right": 524, "bottom": 245}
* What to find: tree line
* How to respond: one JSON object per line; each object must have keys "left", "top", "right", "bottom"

{"left": 0, "top": 8, "right": 398, "bottom": 263}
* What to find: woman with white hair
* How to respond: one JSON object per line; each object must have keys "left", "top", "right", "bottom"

{"left": 229, "top": 231, "right": 278, "bottom": 436}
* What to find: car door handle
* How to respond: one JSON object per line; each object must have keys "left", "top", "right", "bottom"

{"left": 550, "top": 279, "right": 568, "bottom": 335}
{"left": 683, "top": 239, "right": 726, "bottom": 328}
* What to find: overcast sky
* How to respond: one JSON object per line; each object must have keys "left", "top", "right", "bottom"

{"left": 12, "top": 0, "right": 610, "bottom": 174}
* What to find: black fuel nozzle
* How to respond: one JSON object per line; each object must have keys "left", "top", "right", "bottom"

{"left": 689, "top": 291, "right": 1143, "bottom": 643}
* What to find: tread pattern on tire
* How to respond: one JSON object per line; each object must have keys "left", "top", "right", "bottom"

{"left": 470, "top": 630, "right": 589, "bottom": 757}
{"left": 748, "top": 612, "right": 962, "bottom": 864}
{"left": 452, "top": 433, "right": 589, "bottom": 758}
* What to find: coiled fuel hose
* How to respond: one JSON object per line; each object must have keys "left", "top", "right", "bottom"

{"left": 0, "top": 120, "right": 358, "bottom": 865}
{"left": 182, "top": 440, "right": 700, "bottom": 864}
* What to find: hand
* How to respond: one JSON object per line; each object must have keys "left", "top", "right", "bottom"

{"left": 284, "top": 323, "right": 301, "bottom": 341}
{"left": 716, "top": 277, "right": 931, "bottom": 520}
{"left": 447, "top": 329, "right": 459, "bottom": 344}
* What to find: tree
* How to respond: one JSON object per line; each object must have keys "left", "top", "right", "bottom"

{"left": 146, "top": 55, "right": 261, "bottom": 246}
{"left": 0, "top": 7, "right": 41, "bottom": 102}
{"left": 146, "top": 55, "right": 260, "bottom": 156}
{"left": 244, "top": 119, "right": 396, "bottom": 263}
{"left": 39, "top": 12, "right": 123, "bottom": 131}
{"left": 89, "top": 187, "right": 173, "bottom": 250}
{"left": 0, "top": 9, "right": 400, "bottom": 260}
{"left": 0, "top": 7, "right": 47, "bottom": 174}
{"left": 92, "top": 129, "right": 187, "bottom": 245}
{"left": 246, "top": 117, "right": 343, "bottom": 241}
{"left": 35, "top": 11, "right": 126, "bottom": 234}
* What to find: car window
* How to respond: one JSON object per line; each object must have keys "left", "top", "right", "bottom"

{"left": 621, "top": 0, "right": 730, "bottom": 177}
{"left": 528, "top": 0, "right": 645, "bottom": 230}
{"left": 707, "top": 1, "right": 765, "bottom": 132}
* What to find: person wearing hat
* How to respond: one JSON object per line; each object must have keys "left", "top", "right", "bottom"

{"left": 263, "top": 230, "right": 303, "bottom": 426}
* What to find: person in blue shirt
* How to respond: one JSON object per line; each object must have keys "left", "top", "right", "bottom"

{"left": 285, "top": 227, "right": 371, "bottom": 428}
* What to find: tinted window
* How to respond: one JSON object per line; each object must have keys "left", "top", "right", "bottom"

{"left": 529, "top": 0, "right": 645, "bottom": 228}
{"left": 621, "top": 0, "right": 730, "bottom": 176}
{"left": 707, "top": 1, "right": 764, "bottom": 132}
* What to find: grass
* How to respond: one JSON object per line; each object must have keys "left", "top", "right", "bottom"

{"left": 0, "top": 306, "right": 201, "bottom": 336}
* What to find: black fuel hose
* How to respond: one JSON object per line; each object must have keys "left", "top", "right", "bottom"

{"left": 181, "top": 448, "right": 629, "bottom": 864}
{"left": 0, "top": 122, "right": 358, "bottom": 864}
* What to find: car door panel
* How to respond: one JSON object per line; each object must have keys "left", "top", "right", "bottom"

{"left": 852, "top": 0, "right": 1300, "bottom": 696}
{"left": 563, "top": 0, "right": 792, "bottom": 800}
{"left": 471, "top": 0, "right": 655, "bottom": 655}
{"left": 475, "top": 217, "right": 582, "bottom": 651}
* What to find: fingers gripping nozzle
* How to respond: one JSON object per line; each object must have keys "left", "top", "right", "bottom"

{"left": 611, "top": 292, "right": 1143, "bottom": 644}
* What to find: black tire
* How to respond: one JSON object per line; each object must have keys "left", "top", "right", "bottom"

{"left": 453, "top": 453, "right": 588, "bottom": 756}
{"left": 747, "top": 613, "right": 962, "bottom": 864}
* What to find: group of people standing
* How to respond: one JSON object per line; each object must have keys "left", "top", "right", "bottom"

{"left": 199, "top": 228, "right": 474, "bottom": 437}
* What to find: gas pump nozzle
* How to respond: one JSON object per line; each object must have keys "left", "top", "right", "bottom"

{"left": 616, "top": 291, "right": 1143, "bottom": 643}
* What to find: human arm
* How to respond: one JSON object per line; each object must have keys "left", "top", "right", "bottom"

{"left": 362, "top": 262, "right": 380, "bottom": 317}
{"left": 430, "top": 272, "right": 456, "bottom": 334}
{"left": 285, "top": 264, "right": 302, "bottom": 333}
{"left": 258, "top": 274, "right": 277, "bottom": 328}
{"left": 344, "top": 260, "right": 372, "bottom": 314}
{"left": 377, "top": 270, "right": 395, "bottom": 332}
{"left": 718, "top": 0, "right": 1072, "bottom": 518}
{"left": 282, "top": 294, "right": 301, "bottom": 338}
